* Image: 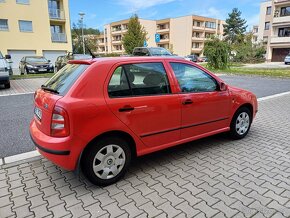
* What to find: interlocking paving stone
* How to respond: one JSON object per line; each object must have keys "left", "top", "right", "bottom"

{"left": 0, "top": 94, "right": 290, "bottom": 217}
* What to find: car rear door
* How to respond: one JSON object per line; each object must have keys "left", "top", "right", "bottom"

{"left": 105, "top": 61, "right": 181, "bottom": 148}
{"left": 169, "top": 62, "right": 231, "bottom": 140}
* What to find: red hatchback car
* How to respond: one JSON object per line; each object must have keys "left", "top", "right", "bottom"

{"left": 30, "top": 57, "right": 258, "bottom": 186}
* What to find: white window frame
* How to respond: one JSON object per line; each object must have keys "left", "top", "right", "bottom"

{"left": 19, "top": 20, "right": 33, "bottom": 32}
{"left": 0, "top": 19, "right": 9, "bottom": 31}
{"left": 16, "top": 0, "right": 29, "bottom": 4}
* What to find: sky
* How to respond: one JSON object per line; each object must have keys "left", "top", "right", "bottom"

{"left": 69, "top": 0, "right": 261, "bottom": 31}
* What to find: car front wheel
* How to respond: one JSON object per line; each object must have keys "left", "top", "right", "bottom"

{"left": 81, "top": 137, "right": 131, "bottom": 186}
{"left": 230, "top": 107, "right": 252, "bottom": 139}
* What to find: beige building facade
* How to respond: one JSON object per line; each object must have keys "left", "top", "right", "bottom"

{"left": 258, "top": 0, "right": 290, "bottom": 62}
{"left": 0, "top": 0, "right": 72, "bottom": 70}
{"left": 96, "top": 15, "right": 224, "bottom": 56}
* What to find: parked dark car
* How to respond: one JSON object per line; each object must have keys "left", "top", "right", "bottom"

{"left": 55, "top": 53, "right": 92, "bottom": 72}
{"left": 19, "top": 56, "right": 54, "bottom": 75}
{"left": 55, "top": 55, "right": 66, "bottom": 72}
{"left": 185, "top": 55, "right": 198, "bottom": 62}
{"left": 132, "top": 47, "right": 173, "bottom": 56}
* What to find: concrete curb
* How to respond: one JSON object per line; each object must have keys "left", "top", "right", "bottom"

{"left": 0, "top": 92, "right": 34, "bottom": 97}
{"left": 258, "top": 91, "right": 290, "bottom": 102}
{"left": 1, "top": 91, "right": 290, "bottom": 166}
{"left": 1, "top": 150, "right": 40, "bottom": 166}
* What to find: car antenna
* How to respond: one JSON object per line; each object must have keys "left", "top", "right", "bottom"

{"left": 72, "top": 27, "right": 96, "bottom": 59}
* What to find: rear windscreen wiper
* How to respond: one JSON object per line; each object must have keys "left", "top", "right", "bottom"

{"left": 41, "top": 85, "right": 59, "bottom": 94}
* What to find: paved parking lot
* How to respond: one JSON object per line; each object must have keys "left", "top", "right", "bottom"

{"left": 0, "top": 78, "right": 47, "bottom": 96}
{"left": 0, "top": 92, "right": 290, "bottom": 217}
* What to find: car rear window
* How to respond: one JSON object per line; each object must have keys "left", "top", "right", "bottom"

{"left": 42, "top": 64, "right": 88, "bottom": 95}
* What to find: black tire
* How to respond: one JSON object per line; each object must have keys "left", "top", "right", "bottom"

{"left": 4, "top": 82, "right": 10, "bottom": 89}
{"left": 229, "top": 107, "right": 252, "bottom": 140}
{"left": 81, "top": 137, "right": 131, "bottom": 186}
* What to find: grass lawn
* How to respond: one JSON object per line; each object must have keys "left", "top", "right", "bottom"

{"left": 199, "top": 63, "right": 290, "bottom": 78}
{"left": 209, "top": 68, "right": 290, "bottom": 78}
{"left": 11, "top": 73, "right": 54, "bottom": 80}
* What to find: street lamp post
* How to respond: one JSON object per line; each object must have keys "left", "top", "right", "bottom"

{"left": 79, "top": 12, "right": 85, "bottom": 55}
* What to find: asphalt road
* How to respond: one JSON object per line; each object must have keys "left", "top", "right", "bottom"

{"left": 1, "top": 74, "right": 290, "bottom": 158}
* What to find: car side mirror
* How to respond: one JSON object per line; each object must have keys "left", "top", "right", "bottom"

{"left": 220, "top": 82, "right": 228, "bottom": 91}
{"left": 48, "top": 60, "right": 51, "bottom": 63}
{"left": 5, "top": 55, "right": 11, "bottom": 59}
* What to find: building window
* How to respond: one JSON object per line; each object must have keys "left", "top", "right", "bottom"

{"left": 264, "top": 22, "right": 270, "bottom": 30}
{"left": 19, "top": 20, "right": 33, "bottom": 32}
{"left": 0, "top": 0, "right": 6, "bottom": 3}
{"left": 197, "top": 21, "right": 201, "bottom": 27}
{"left": 278, "top": 27, "right": 290, "bottom": 37}
{"left": 0, "top": 19, "right": 8, "bottom": 31}
{"left": 16, "top": 0, "right": 29, "bottom": 4}
{"left": 281, "top": 6, "right": 290, "bottom": 17}
{"left": 205, "top": 21, "right": 216, "bottom": 29}
{"left": 266, "top": 6, "right": 271, "bottom": 15}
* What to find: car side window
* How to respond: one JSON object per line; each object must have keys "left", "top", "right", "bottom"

{"left": 170, "top": 62, "right": 217, "bottom": 93}
{"left": 108, "top": 63, "right": 171, "bottom": 98}
{"left": 108, "top": 66, "right": 131, "bottom": 97}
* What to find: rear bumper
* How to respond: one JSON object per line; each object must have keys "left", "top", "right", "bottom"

{"left": 29, "top": 119, "right": 84, "bottom": 170}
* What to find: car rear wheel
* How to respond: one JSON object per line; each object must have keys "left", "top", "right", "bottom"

{"left": 81, "top": 137, "right": 131, "bottom": 186}
{"left": 230, "top": 107, "right": 252, "bottom": 139}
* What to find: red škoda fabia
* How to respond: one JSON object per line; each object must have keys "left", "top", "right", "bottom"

{"left": 30, "top": 57, "right": 258, "bottom": 186}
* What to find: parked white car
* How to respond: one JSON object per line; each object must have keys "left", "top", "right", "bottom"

{"left": 0, "top": 51, "right": 11, "bottom": 89}
{"left": 284, "top": 54, "right": 290, "bottom": 65}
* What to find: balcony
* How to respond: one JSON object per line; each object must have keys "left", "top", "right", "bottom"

{"left": 51, "top": 33, "right": 67, "bottom": 42}
{"left": 274, "top": 0, "right": 290, "bottom": 6}
{"left": 273, "top": 16, "right": 290, "bottom": 26}
{"left": 271, "top": 36, "right": 290, "bottom": 44}
{"left": 157, "top": 28, "right": 170, "bottom": 33}
{"left": 192, "top": 37, "right": 204, "bottom": 41}
{"left": 112, "top": 40, "right": 122, "bottom": 44}
{"left": 192, "top": 26, "right": 204, "bottom": 31}
{"left": 191, "top": 47, "right": 203, "bottom": 52}
{"left": 49, "top": 9, "right": 65, "bottom": 20}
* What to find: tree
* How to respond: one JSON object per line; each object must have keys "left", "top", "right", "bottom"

{"left": 223, "top": 8, "right": 247, "bottom": 44}
{"left": 122, "top": 14, "right": 147, "bottom": 54}
{"left": 203, "top": 37, "right": 230, "bottom": 69}
{"left": 72, "top": 22, "right": 101, "bottom": 54}
{"left": 230, "top": 33, "right": 266, "bottom": 63}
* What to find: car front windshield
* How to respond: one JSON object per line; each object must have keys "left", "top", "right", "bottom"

{"left": 150, "top": 48, "right": 172, "bottom": 56}
{"left": 26, "top": 57, "right": 48, "bottom": 63}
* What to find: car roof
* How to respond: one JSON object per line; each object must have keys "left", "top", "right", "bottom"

{"left": 69, "top": 56, "right": 184, "bottom": 65}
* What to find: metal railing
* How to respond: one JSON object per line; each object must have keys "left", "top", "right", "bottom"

{"left": 49, "top": 8, "right": 65, "bottom": 20}
{"left": 51, "top": 33, "right": 67, "bottom": 42}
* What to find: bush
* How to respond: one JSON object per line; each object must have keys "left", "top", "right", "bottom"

{"left": 203, "top": 37, "right": 230, "bottom": 69}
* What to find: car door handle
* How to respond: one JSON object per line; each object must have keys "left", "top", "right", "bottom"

{"left": 182, "top": 99, "right": 193, "bottom": 105}
{"left": 119, "top": 106, "right": 135, "bottom": 112}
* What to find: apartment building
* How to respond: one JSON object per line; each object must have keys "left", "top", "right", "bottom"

{"left": 0, "top": 0, "right": 72, "bottom": 70}
{"left": 251, "top": 25, "right": 259, "bottom": 43}
{"left": 96, "top": 15, "right": 224, "bottom": 56}
{"left": 258, "top": 0, "right": 290, "bottom": 62}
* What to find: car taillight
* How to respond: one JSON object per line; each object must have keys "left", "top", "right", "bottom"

{"left": 51, "top": 106, "right": 69, "bottom": 137}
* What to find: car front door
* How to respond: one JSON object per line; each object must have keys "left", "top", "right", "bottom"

{"left": 105, "top": 61, "right": 181, "bottom": 148}
{"left": 169, "top": 62, "right": 231, "bottom": 140}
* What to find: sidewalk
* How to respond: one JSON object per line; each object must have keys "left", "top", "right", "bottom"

{"left": 0, "top": 94, "right": 290, "bottom": 217}
{"left": 0, "top": 78, "right": 48, "bottom": 96}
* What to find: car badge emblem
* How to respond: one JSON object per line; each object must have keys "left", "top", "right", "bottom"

{"left": 44, "top": 103, "right": 48, "bottom": 109}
